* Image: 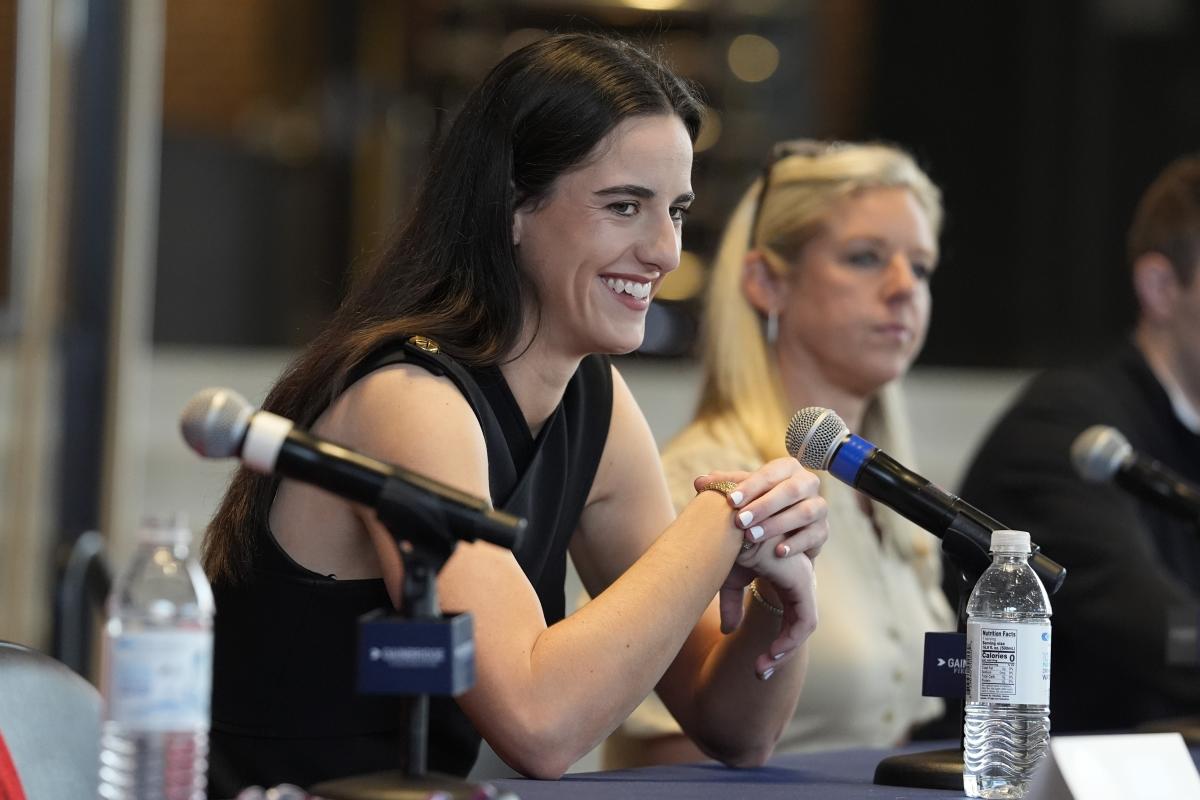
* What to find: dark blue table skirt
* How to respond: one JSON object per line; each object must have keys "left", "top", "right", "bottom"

{"left": 493, "top": 740, "right": 1200, "bottom": 800}
{"left": 493, "top": 743, "right": 967, "bottom": 799}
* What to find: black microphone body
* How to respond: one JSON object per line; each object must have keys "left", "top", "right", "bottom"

{"left": 1116, "top": 455, "right": 1200, "bottom": 522}
{"left": 852, "top": 449, "right": 988, "bottom": 535}
{"left": 279, "top": 430, "right": 387, "bottom": 508}
{"left": 181, "top": 388, "right": 525, "bottom": 551}
{"left": 279, "top": 430, "right": 511, "bottom": 530}
{"left": 787, "top": 407, "right": 1066, "bottom": 593}
{"left": 1072, "top": 424, "right": 1200, "bottom": 524}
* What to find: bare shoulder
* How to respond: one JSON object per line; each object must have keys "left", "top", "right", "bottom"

{"left": 317, "top": 362, "right": 491, "bottom": 499}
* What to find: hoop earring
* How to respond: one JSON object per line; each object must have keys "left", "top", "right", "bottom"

{"left": 765, "top": 310, "right": 779, "bottom": 346}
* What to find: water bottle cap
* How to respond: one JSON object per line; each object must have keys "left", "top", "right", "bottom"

{"left": 990, "top": 529, "right": 1031, "bottom": 553}
{"left": 139, "top": 513, "right": 192, "bottom": 544}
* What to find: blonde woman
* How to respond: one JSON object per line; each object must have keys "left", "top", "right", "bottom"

{"left": 607, "top": 140, "right": 955, "bottom": 766}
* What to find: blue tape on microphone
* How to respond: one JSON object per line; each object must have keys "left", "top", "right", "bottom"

{"left": 922, "top": 631, "right": 966, "bottom": 698}
{"left": 357, "top": 609, "right": 476, "bottom": 696}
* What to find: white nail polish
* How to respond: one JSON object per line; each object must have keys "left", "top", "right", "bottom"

{"left": 730, "top": 490, "right": 744, "bottom": 506}
{"left": 738, "top": 510, "right": 754, "bottom": 527}
{"left": 773, "top": 652, "right": 786, "bottom": 661}
{"left": 750, "top": 526, "right": 764, "bottom": 541}
{"left": 760, "top": 667, "right": 775, "bottom": 681}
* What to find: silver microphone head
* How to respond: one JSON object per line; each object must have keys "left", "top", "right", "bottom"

{"left": 786, "top": 407, "right": 849, "bottom": 470}
{"left": 180, "top": 387, "right": 255, "bottom": 458}
{"left": 1070, "top": 424, "right": 1133, "bottom": 483}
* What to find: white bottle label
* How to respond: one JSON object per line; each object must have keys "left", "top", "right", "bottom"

{"left": 966, "top": 620, "right": 1051, "bottom": 705}
{"left": 106, "top": 630, "right": 213, "bottom": 730}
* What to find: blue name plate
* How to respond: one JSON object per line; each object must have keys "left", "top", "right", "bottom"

{"left": 357, "top": 609, "right": 476, "bottom": 696}
{"left": 922, "top": 631, "right": 966, "bottom": 698}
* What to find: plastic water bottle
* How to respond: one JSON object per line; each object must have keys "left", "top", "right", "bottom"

{"left": 99, "top": 515, "right": 215, "bottom": 800}
{"left": 963, "top": 530, "right": 1052, "bottom": 798}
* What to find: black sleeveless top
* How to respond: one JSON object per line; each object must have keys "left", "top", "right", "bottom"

{"left": 207, "top": 340, "right": 613, "bottom": 797}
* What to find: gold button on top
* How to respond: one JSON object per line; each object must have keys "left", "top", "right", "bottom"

{"left": 408, "top": 335, "right": 440, "bottom": 353}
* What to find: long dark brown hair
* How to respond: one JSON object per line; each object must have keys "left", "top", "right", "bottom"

{"left": 204, "top": 33, "right": 703, "bottom": 583}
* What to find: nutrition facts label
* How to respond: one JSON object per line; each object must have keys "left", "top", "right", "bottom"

{"left": 966, "top": 620, "right": 1051, "bottom": 705}
{"left": 977, "top": 627, "right": 1018, "bottom": 701}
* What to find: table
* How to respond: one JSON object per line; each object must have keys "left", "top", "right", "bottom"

{"left": 493, "top": 743, "right": 971, "bottom": 800}
{"left": 310, "top": 737, "right": 1200, "bottom": 799}
{"left": 493, "top": 740, "right": 1200, "bottom": 800}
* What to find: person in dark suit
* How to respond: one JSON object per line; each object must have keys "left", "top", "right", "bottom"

{"left": 959, "top": 154, "right": 1200, "bottom": 732}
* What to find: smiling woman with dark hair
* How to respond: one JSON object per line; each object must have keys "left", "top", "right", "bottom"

{"left": 201, "top": 33, "right": 828, "bottom": 797}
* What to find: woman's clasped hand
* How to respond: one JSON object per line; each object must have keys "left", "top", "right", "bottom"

{"left": 697, "top": 458, "right": 827, "bottom": 676}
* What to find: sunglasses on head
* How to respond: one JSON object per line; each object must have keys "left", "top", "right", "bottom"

{"left": 749, "top": 139, "right": 850, "bottom": 245}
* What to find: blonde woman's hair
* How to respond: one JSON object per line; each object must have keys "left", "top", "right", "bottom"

{"left": 693, "top": 140, "right": 943, "bottom": 462}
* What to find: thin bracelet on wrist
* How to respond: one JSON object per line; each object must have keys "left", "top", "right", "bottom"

{"left": 750, "top": 578, "right": 784, "bottom": 617}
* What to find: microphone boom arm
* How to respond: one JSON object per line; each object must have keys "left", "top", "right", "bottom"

{"left": 855, "top": 449, "right": 1067, "bottom": 593}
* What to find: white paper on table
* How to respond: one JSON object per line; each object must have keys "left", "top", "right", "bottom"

{"left": 1027, "top": 732, "right": 1200, "bottom": 800}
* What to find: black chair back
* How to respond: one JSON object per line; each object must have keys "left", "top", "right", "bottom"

{"left": 55, "top": 530, "right": 111, "bottom": 678}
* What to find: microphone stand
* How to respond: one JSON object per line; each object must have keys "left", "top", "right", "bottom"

{"left": 872, "top": 567, "right": 974, "bottom": 790}
{"left": 872, "top": 515, "right": 1002, "bottom": 790}
{"left": 311, "top": 475, "right": 516, "bottom": 800}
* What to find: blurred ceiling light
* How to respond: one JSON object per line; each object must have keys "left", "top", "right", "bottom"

{"left": 657, "top": 250, "right": 706, "bottom": 301}
{"left": 727, "top": 34, "right": 780, "bottom": 83}
{"left": 694, "top": 106, "right": 722, "bottom": 153}
{"left": 623, "top": 0, "right": 687, "bottom": 10}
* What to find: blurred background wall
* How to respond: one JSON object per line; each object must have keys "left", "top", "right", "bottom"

{"left": 0, "top": 0, "right": 1197, "bottom": 771}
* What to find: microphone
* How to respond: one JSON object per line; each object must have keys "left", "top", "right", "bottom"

{"left": 179, "top": 387, "right": 525, "bottom": 551}
{"left": 786, "top": 406, "right": 1066, "bottom": 593}
{"left": 1071, "top": 425, "right": 1200, "bottom": 522}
